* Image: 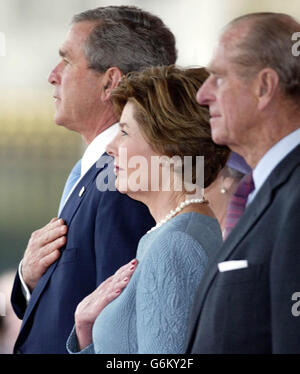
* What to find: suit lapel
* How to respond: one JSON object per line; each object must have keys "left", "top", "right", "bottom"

{"left": 21, "top": 154, "right": 113, "bottom": 328}
{"left": 186, "top": 180, "right": 273, "bottom": 349}
{"left": 186, "top": 145, "right": 300, "bottom": 349}
{"left": 59, "top": 162, "right": 100, "bottom": 223}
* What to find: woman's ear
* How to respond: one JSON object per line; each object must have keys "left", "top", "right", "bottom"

{"left": 101, "top": 67, "right": 123, "bottom": 101}
{"left": 221, "top": 175, "right": 236, "bottom": 193}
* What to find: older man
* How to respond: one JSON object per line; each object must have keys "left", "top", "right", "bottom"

{"left": 11, "top": 6, "right": 176, "bottom": 353}
{"left": 186, "top": 12, "right": 300, "bottom": 353}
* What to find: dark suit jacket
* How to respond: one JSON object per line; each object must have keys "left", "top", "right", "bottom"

{"left": 11, "top": 154, "right": 155, "bottom": 353}
{"left": 186, "top": 144, "right": 300, "bottom": 354}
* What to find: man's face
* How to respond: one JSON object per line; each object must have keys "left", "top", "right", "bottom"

{"left": 48, "top": 21, "right": 105, "bottom": 135}
{"left": 196, "top": 33, "right": 257, "bottom": 150}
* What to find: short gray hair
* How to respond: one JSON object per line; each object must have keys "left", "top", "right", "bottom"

{"left": 227, "top": 12, "right": 300, "bottom": 101}
{"left": 72, "top": 6, "right": 177, "bottom": 74}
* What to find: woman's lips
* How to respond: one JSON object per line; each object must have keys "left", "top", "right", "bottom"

{"left": 114, "top": 165, "right": 121, "bottom": 174}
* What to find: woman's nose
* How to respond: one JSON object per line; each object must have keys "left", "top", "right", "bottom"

{"left": 106, "top": 133, "right": 119, "bottom": 158}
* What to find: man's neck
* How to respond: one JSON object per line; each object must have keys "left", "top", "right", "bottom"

{"left": 82, "top": 122, "right": 116, "bottom": 145}
{"left": 233, "top": 118, "right": 300, "bottom": 169}
{"left": 81, "top": 108, "right": 118, "bottom": 145}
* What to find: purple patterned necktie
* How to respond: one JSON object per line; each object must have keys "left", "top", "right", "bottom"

{"left": 224, "top": 173, "right": 255, "bottom": 239}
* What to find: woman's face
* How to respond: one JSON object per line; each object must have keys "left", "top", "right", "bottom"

{"left": 106, "top": 101, "right": 160, "bottom": 195}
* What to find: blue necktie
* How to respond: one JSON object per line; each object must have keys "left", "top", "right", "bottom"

{"left": 58, "top": 159, "right": 82, "bottom": 215}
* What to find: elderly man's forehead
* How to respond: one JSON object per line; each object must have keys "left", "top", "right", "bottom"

{"left": 206, "top": 39, "right": 232, "bottom": 72}
{"left": 206, "top": 23, "right": 251, "bottom": 70}
{"left": 220, "top": 22, "right": 251, "bottom": 48}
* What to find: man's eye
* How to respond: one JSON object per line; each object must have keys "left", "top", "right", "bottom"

{"left": 121, "top": 130, "right": 128, "bottom": 136}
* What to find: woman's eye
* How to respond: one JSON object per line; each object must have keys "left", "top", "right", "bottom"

{"left": 121, "top": 130, "right": 128, "bottom": 136}
{"left": 216, "top": 76, "right": 223, "bottom": 86}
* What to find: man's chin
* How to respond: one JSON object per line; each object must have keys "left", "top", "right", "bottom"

{"left": 211, "top": 131, "right": 228, "bottom": 146}
{"left": 53, "top": 115, "right": 71, "bottom": 130}
{"left": 53, "top": 114, "right": 65, "bottom": 126}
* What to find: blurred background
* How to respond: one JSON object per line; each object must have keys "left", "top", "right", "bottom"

{"left": 0, "top": 0, "right": 300, "bottom": 353}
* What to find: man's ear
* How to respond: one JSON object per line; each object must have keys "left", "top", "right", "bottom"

{"left": 100, "top": 67, "right": 123, "bottom": 101}
{"left": 254, "top": 68, "right": 280, "bottom": 111}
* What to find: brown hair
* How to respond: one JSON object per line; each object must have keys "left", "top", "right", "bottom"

{"left": 226, "top": 12, "right": 300, "bottom": 100}
{"left": 111, "top": 65, "right": 230, "bottom": 188}
{"left": 72, "top": 6, "right": 177, "bottom": 74}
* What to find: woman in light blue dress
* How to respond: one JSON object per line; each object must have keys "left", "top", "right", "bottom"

{"left": 67, "top": 65, "right": 230, "bottom": 354}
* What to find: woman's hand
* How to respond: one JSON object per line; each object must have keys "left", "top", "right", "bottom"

{"left": 74, "top": 259, "right": 138, "bottom": 350}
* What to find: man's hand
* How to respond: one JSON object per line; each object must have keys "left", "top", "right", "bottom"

{"left": 22, "top": 218, "right": 68, "bottom": 292}
{"left": 74, "top": 259, "right": 138, "bottom": 350}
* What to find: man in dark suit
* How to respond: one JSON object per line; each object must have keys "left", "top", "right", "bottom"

{"left": 11, "top": 6, "right": 176, "bottom": 353}
{"left": 186, "top": 12, "right": 300, "bottom": 353}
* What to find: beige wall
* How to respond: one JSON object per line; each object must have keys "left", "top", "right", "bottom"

{"left": 0, "top": 0, "right": 299, "bottom": 271}
{"left": 1, "top": 0, "right": 300, "bottom": 90}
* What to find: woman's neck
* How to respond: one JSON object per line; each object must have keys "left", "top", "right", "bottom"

{"left": 134, "top": 191, "right": 214, "bottom": 224}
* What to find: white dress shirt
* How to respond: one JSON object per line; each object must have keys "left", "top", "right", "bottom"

{"left": 247, "top": 128, "right": 300, "bottom": 206}
{"left": 61, "top": 123, "right": 119, "bottom": 208}
{"left": 19, "top": 123, "right": 119, "bottom": 302}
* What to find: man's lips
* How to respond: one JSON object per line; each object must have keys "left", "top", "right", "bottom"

{"left": 209, "top": 113, "right": 222, "bottom": 124}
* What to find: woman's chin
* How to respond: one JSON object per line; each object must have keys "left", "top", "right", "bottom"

{"left": 115, "top": 178, "right": 148, "bottom": 202}
{"left": 116, "top": 187, "right": 127, "bottom": 195}
{"left": 115, "top": 180, "right": 128, "bottom": 195}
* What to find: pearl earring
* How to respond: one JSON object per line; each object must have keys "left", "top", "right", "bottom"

{"left": 220, "top": 187, "right": 227, "bottom": 194}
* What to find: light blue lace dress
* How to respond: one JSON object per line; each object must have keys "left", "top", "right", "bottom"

{"left": 67, "top": 212, "right": 222, "bottom": 354}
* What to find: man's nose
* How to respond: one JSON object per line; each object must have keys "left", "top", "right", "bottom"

{"left": 196, "top": 78, "right": 213, "bottom": 105}
{"left": 48, "top": 63, "right": 61, "bottom": 85}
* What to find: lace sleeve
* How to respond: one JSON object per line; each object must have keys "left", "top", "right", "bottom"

{"left": 136, "top": 231, "right": 208, "bottom": 354}
{"left": 66, "top": 325, "right": 95, "bottom": 354}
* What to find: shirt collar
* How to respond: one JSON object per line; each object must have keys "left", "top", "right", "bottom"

{"left": 81, "top": 123, "right": 119, "bottom": 176}
{"left": 247, "top": 128, "right": 300, "bottom": 204}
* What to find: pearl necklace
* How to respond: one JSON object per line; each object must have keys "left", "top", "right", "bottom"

{"left": 147, "top": 198, "right": 207, "bottom": 234}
